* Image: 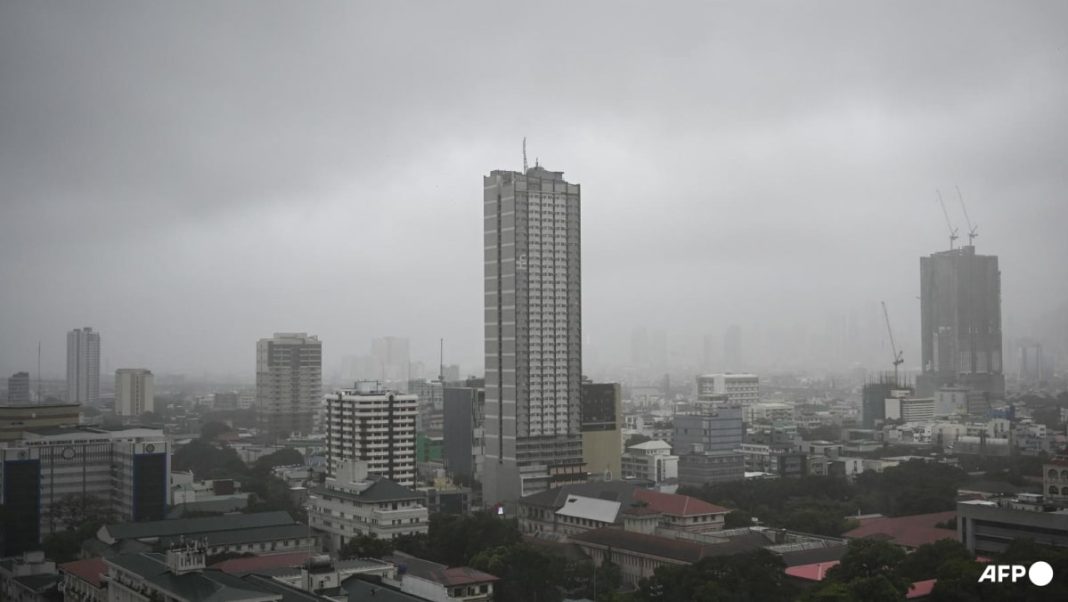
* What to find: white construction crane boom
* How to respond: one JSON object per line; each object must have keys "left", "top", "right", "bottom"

{"left": 936, "top": 189, "right": 959, "bottom": 250}
{"left": 955, "top": 185, "right": 978, "bottom": 246}
{"left": 882, "top": 301, "right": 904, "bottom": 383}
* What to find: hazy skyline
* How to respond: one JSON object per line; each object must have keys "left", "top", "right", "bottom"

{"left": 2, "top": 2, "right": 1067, "bottom": 381}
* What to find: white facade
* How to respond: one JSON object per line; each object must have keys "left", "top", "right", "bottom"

{"left": 67, "top": 327, "right": 100, "bottom": 405}
{"left": 621, "top": 441, "right": 678, "bottom": 483}
{"left": 325, "top": 382, "right": 417, "bottom": 486}
{"left": 309, "top": 460, "right": 429, "bottom": 552}
{"left": 115, "top": 369, "right": 154, "bottom": 416}
{"left": 696, "top": 374, "right": 759, "bottom": 407}
{"left": 884, "top": 397, "right": 936, "bottom": 423}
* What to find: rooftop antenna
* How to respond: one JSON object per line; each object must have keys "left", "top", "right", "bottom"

{"left": 522, "top": 137, "right": 528, "bottom": 173}
{"left": 439, "top": 338, "right": 444, "bottom": 384}
{"left": 881, "top": 301, "right": 904, "bottom": 383}
{"left": 955, "top": 185, "right": 978, "bottom": 246}
{"left": 37, "top": 341, "right": 41, "bottom": 404}
{"left": 936, "top": 189, "right": 959, "bottom": 250}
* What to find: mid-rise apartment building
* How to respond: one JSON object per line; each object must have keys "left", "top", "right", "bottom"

{"left": 114, "top": 369, "right": 154, "bottom": 416}
{"left": 325, "top": 382, "right": 417, "bottom": 486}
{"left": 256, "top": 332, "right": 322, "bottom": 439}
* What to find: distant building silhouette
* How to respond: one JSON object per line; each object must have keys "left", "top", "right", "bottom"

{"left": 7, "top": 371, "right": 30, "bottom": 404}
{"left": 917, "top": 245, "right": 1004, "bottom": 397}
{"left": 256, "top": 332, "right": 321, "bottom": 439}
{"left": 115, "top": 368, "right": 154, "bottom": 416}
{"left": 66, "top": 327, "right": 100, "bottom": 405}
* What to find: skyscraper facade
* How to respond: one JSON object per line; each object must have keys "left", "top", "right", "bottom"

{"left": 483, "top": 165, "right": 585, "bottom": 505}
{"left": 256, "top": 332, "right": 322, "bottom": 439}
{"left": 918, "top": 246, "right": 1004, "bottom": 398}
{"left": 115, "top": 368, "right": 155, "bottom": 416}
{"left": 66, "top": 327, "right": 100, "bottom": 405}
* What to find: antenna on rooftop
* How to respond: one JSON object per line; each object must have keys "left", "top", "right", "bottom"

{"left": 522, "top": 137, "right": 528, "bottom": 173}
{"left": 955, "top": 185, "right": 978, "bottom": 246}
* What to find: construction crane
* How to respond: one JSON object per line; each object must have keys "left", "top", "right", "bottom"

{"left": 955, "top": 185, "right": 978, "bottom": 246}
{"left": 881, "top": 301, "right": 904, "bottom": 383}
{"left": 936, "top": 189, "right": 959, "bottom": 250}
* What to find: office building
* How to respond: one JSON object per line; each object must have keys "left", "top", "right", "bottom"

{"left": 918, "top": 245, "right": 1004, "bottom": 398}
{"left": 114, "top": 368, "right": 154, "bottom": 416}
{"left": 256, "top": 332, "right": 322, "bottom": 439}
{"left": 581, "top": 382, "right": 623, "bottom": 481}
{"left": 309, "top": 460, "right": 429, "bottom": 553}
{"left": 884, "top": 396, "right": 936, "bottom": 423}
{"left": 483, "top": 165, "right": 585, "bottom": 506}
{"left": 66, "top": 327, "right": 100, "bottom": 405}
{"left": 674, "top": 405, "right": 744, "bottom": 455}
{"left": 696, "top": 373, "right": 759, "bottom": 406}
{"left": 677, "top": 451, "right": 745, "bottom": 487}
{"left": 0, "top": 427, "right": 169, "bottom": 556}
{"left": 861, "top": 377, "right": 910, "bottom": 429}
{"left": 325, "top": 381, "right": 417, "bottom": 486}
{"left": 958, "top": 498, "right": 1068, "bottom": 554}
{"left": 7, "top": 372, "right": 30, "bottom": 404}
{"left": 443, "top": 383, "right": 485, "bottom": 482}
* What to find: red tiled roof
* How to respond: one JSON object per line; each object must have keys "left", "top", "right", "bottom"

{"left": 59, "top": 558, "right": 107, "bottom": 588}
{"left": 844, "top": 511, "right": 957, "bottom": 549}
{"left": 632, "top": 488, "right": 730, "bottom": 517}
{"left": 785, "top": 561, "right": 840, "bottom": 581}
{"left": 907, "top": 579, "right": 937, "bottom": 599}
{"left": 211, "top": 551, "right": 311, "bottom": 573}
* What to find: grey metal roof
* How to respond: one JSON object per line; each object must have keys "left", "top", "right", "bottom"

{"left": 342, "top": 577, "right": 423, "bottom": 602}
{"left": 105, "top": 511, "right": 295, "bottom": 541}
{"left": 311, "top": 476, "right": 422, "bottom": 503}
{"left": 159, "top": 524, "right": 311, "bottom": 548}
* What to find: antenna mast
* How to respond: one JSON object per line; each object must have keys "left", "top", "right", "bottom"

{"left": 439, "top": 338, "right": 444, "bottom": 384}
{"left": 881, "top": 301, "right": 904, "bottom": 383}
{"left": 37, "top": 341, "right": 41, "bottom": 404}
{"left": 955, "top": 185, "right": 978, "bottom": 246}
{"left": 522, "top": 137, "right": 528, "bottom": 173}
{"left": 936, "top": 189, "right": 959, "bottom": 250}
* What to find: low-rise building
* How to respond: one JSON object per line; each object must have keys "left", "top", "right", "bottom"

{"left": 1044, "top": 456, "right": 1068, "bottom": 504}
{"left": 621, "top": 440, "right": 677, "bottom": 483}
{"left": 383, "top": 551, "right": 498, "bottom": 602}
{"left": 93, "top": 511, "right": 314, "bottom": 559}
{"left": 677, "top": 451, "right": 745, "bottom": 487}
{"left": 958, "top": 497, "right": 1068, "bottom": 554}
{"left": 0, "top": 551, "right": 58, "bottom": 602}
{"left": 58, "top": 557, "right": 108, "bottom": 602}
{"left": 309, "top": 459, "right": 429, "bottom": 553}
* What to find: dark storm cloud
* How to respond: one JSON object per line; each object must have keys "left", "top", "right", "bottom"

{"left": 1, "top": 1, "right": 1066, "bottom": 379}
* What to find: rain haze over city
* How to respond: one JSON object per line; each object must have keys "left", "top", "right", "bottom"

{"left": 2, "top": 2, "right": 1068, "bottom": 601}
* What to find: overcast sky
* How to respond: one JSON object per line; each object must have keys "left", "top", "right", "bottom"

{"left": 2, "top": 1, "right": 1067, "bottom": 383}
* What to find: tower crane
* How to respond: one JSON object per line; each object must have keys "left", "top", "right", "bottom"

{"left": 956, "top": 185, "right": 978, "bottom": 246}
{"left": 882, "top": 301, "right": 904, "bottom": 383}
{"left": 936, "top": 189, "right": 959, "bottom": 250}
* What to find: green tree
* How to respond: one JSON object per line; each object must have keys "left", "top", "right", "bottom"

{"left": 724, "top": 509, "right": 753, "bottom": 529}
{"left": 339, "top": 534, "right": 393, "bottom": 559}
{"left": 200, "top": 420, "right": 233, "bottom": 441}
{"left": 253, "top": 447, "right": 304, "bottom": 473}
{"left": 470, "top": 544, "right": 564, "bottom": 602}
{"left": 897, "top": 539, "right": 971, "bottom": 582}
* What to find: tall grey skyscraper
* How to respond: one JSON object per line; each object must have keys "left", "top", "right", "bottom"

{"left": 256, "top": 332, "right": 322, "bottom": 439}
{"left": 483, "top": 165, "right": 585, "bottom": 506}
{"left": 917, "top": 245, "right": 1004, "bottom": 397}
{"left": 66, "top": 327, "right": 100, "bottom": 405}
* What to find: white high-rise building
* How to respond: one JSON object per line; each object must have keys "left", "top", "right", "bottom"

{"left": 256, "top": 333, "right": 322, "bottom": 439}
{"left": 325, "top": 381, "right": 417, "bottom": 487}
{"left": 483, "top": 165, "right": 585, "bottom": 506}
{"left": 115, "top": 369, "right": 154, "bottom": 416}
{"left": 66, "top": 327, "right": 100, "bottom": 405}
{"left": 696, "top": 373, "right": 760, "bottom": 407}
